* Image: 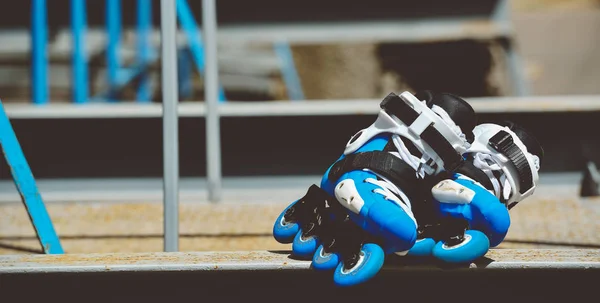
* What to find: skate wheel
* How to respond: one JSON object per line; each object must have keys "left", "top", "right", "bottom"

{"left": 432, "top": 230, "right": 490, "bottom": 264}
{"left": 312, "top": 244, "right": 340, "bottom": 271}
{"left": 292, "top": 230, "right": 318, "bottom": 259}
{"left": 407, "top": 238, "right": 436, "bottom": 257}
{"left": 333, "top": 243, "right": 385, "bottom": 287}
{"left": 273, "top": 203, "right": 300, "bottom": 243}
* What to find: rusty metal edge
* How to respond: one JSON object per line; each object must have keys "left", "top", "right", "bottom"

{"left": 0, "top": 249, "right": 598, "bottom": 274}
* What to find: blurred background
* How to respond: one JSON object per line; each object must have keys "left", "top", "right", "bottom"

{"left": 0, "top": 0, "right": 599, "bottom": 102}
{"left": 0, "top": 0, "right": 598, "bottom": 255}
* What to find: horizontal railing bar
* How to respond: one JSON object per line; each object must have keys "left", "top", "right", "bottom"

{"left": 4, "top": 95, "right": 600, "bottom": 119}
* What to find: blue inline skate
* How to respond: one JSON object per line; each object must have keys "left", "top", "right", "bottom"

{"left": 274, "top": 90, "right": 478, "bottom": 287}
{"left": 273, "top": 182, "right": 387, "bottom": 287}
{"left": 406, "top": 120, "right": 544, "bottom": 264}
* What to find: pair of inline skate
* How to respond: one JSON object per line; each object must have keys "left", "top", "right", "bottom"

{"left": 273, "top": 90, "right": 544, "bottom": 287}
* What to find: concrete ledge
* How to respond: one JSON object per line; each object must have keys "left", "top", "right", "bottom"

{"left": 1, "top": 249, "right": 598, "bottom": 303}
{"left": 1, "top": 249, "right": 598, "bottom": 274}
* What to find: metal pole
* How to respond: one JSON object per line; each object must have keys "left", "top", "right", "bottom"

{"left": 136, "top": 0, "right": 152, "bottom": 102}
{"left": 160, "top": 0, "right": 179, "bottom": 252}
{"left": 177, "top": 0, "right": 226, "bottom": 102}
{"left": 273, "top": 41, "right": 305, "bottom": 101}
{"left": 0, "top": 100, "right": 63, "bottom": 254}
{"left": 71, "top": 0, "right": 89, "bottom": 104}
{"left": 31, "top": 0, "right": 49, "bottom": 105}
{"left": 203, "top": 0, "right": 222, "bottom": 202}
{"left": 106, "top": 0, "right": 121, "bottom": 102}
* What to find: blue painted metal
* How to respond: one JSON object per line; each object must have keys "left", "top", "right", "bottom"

{"left": 89, "top": 53, "right": 158, "bottom": 103}
{"left": 31, "top": 0, "right": 49, "bottom": 105}
{"left": 274, "top": 42, "right": 305, "bottom": 101}
{"left": 106, "top": 0, "right": 121, "bottom": 102}
{"left": 89, "top": 63, "right": 155, "bottom": 103}
{"left": 492, "top": 0, "right": 530, "bottom": 96}
{"left": 178, "top": 49, "right": 193, "bottom": 99}
{"left": 94, "top": 0, "right": 158, "bottom": 103}
{"left": 0, "top": 100, "right": 63, "bottom": 254}
{"left": 136, "top": 0, "right": 153, "bottom": 103}
{"left": 176, "top": 0, "right": 226, "bottom": 102}
{"left": 71, "top": 0, "right": 89, "bottom": 104}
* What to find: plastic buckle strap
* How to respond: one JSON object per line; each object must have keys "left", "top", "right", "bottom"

{"left": 327, "top": 151, "right": 420, "bottom": 201}
{"left": 380, "top": 94, "right": 463, "bottom": 171}
{"left": 488, "top": 130, "right": 534, "bottom": 194}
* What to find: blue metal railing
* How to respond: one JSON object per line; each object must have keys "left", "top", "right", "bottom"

{"left": 31, "top": 0, "right": 49, "bottom": 105}
{"left": 136, "top": 0, "right": 153, "bottom": 103}
{"left": 71, "top": 0, "right": 89, "bottom": 104}
{"left": 0, "top": 99, "right": 64, "bottom": 254}
{"left": 176, "top": 0, "right": 226, "bottom": 102}
{"left": 274, "top": 41, "right": 304, "bottom": 101}
{"left": 29, "top": 0, "right": 303, "bottom": 104}
{"left": 106, "top": 0, "right": 121, "bottom": 102}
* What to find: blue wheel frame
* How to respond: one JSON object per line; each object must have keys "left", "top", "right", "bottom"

{"left": 432, "top": 230, "right": 490, "bottom": 264}
{"left": 407, "top": 238, "right": 436, "bottom": 257}
{"left": 312, "top": 244, "right": 340, "bottom": 271}
{"left": 292, "top": 230, "right": 319, "bottom": 259}
{"left": 333, "top": 243, "right": 385, "bottom": 287}
{"left": 273, "top": 203, "right": 300, "bottom": 244}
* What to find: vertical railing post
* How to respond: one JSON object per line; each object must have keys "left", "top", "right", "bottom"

{"left": 176, "top": 0, "right": 226, "bottom": 102}
{"left": 160, "top": 0, "right": 180, "bottom": 252}
{"left": 203, "top": 0, "right": 222, "bottom": 202}
{"left": 274, "top": 41, "right": 305, "bottom": 101}
{"left": 136, "top": 0, "right": 152, "bottom": 102}
{"left": 31, "top": 0, "right": 49, "bottom": 105}
{"left": 106, "top": 0, "right": 121, "bottom": 102}
{"left": 493, "top": 0, "right": 530, "bottom": 96}
{"left": 71, "top": 0, "right": 89, "bottom": 104}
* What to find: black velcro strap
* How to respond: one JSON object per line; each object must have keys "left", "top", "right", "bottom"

{"left": 420, "top": 125, "right": 462, "bottom": 171}
{"left": 488, "top": 130, "right": 534, "bottom": 194}
{"left": 454, "top": 161, "right": 495, "bottom": 191}
{"left": 380, "top": 93, "right": 420, "bottom": 124}
{"left": 327, "top": 151, "right": 419, "bottom": 201}
{"left": 380, "top": 94, "right": 463, "bottom": 171}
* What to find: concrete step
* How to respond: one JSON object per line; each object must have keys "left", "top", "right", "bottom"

{"left": 0, "top": 174, "right": 598, "bottom": 255}
{"left": 1, "top": 249, "right": 598, "bottom": 273}
{"left": 0, "top": 249, "right": 597, "bottom": 302}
